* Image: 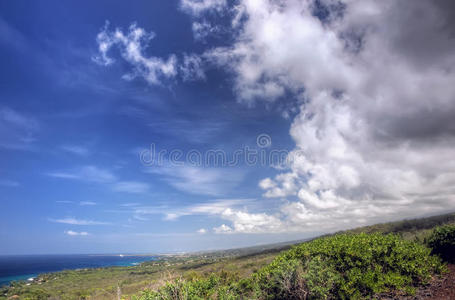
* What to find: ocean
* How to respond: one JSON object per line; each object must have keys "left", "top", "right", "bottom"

{"left": 0, "top": 254, "right": 158, "bottom": 286}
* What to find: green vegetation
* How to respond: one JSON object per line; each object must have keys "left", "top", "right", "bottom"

{"left": 2, "top": 212, "right": 454, "bottom": 299}
{"left": 345, "top": 212, "right": 455, "bottom": 243}
{"left": 0, "top": 251, "right": 279, "bottom": 300}
{"left": 133, "top": 233, "right": 444, "bottom": 299}
{"left": 428, "top": 224, "right": 455, "bottom": 263}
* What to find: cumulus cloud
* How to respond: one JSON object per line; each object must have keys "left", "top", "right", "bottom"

{"left": 213, "top": 224, "right": 232, "bottom": 234}
{"left": 197, "top": 228, "right": 207, "bottom": 234}
{"left": 135, "top": 198, "right": 284, "bottom": 234}
{"left": 93, "top": 22, "right": 178, "bottom": 85}
{"left": 217, "top": 208, "right": 283, "bottom": 234}
{"left": 180, "top": 0, "right": 455, "bottom": 232}
{"left": 65, "top": 230, "right": 89, "bottom": 236}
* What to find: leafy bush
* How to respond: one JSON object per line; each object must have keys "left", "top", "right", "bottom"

{"left": 133, "top": 233, "right": 444, "bottom": 300}
{"left": 254, "top": 258, "right": 306, "bottom": 299}
{"left": 259, "top": 233, "right": 443, "bottom": 299}
{"left": 428, "top": 224, "right": 455, "bottom": 262}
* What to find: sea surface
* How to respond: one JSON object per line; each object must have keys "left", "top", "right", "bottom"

{"left": 0, "top": 254, "right": 158, "bottom": 286}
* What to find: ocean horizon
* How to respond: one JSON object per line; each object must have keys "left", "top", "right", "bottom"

{"left": 0, "top": 254, "right": 158, "bottom": 287}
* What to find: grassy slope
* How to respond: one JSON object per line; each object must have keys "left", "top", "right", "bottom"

{"left": 0, "top": 248, "right": 286, "bottom": 299}
{"left": 344, "top": 212, "right": 455, "bottom": 241}
{"left": 2, "top": 212, "right": 454, "bottom": 299}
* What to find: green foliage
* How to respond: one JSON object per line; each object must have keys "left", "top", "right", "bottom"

{"left": 276, "top": 233, "right": 443, "bottom": 299}
{"left": 428, "top": 224, "right": 455, "bottom": 263}
{"left": 132, "top": 273, "right": 246, "bottom": 300}
{"left": 302, "top": 256, "right": 340, "bottom": 299}
{"left": 254, "top": 258, "right": 305, "bottom": 299}
{"left": 134, "top": 233, "right": 444, "bottom": 300}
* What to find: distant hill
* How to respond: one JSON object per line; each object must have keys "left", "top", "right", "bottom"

{"left": 341, "top": 212, "right": 455, "bottom": 242}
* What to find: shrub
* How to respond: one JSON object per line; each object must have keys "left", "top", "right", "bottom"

{"left": 133, "top": 233, "right": 444, "bottom": 300}
{"left": 254, "top": 258, "right": 306, "bottom": 299}
{"left": 258, "top": 233, "right": 443, "bottom": 299}
{"left": 428, "top": 224, "right": 455, "bottom": 262}
{"left": 302, "top": 255, "right": 340, "bottom": 299}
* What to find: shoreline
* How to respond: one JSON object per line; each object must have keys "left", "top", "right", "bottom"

{"left": 0, "top": 255, "right": 159, "bottom": 287}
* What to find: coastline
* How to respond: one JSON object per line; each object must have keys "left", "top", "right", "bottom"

{"left": 0, "top": 254, "right": 158, "bottom": 287}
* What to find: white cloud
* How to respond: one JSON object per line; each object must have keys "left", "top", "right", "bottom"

{"left": 145, "top": 164, "right": 244, "bottom": 196}
{"left": 135, "top": 199, "right": 249, "bottom": 220}
{"left": 47, "top": 166, "right": 150, "bottom": 194}
{"left": 0, "top": 107, "right": 39, "bottom": 150}
{"left": 197, "top": 228, "right": 207, "bottom": 234}
{"left": 79, "top": 201, "right": 96, "bottom": 206}
{"left": 218, "top": 208, "right": 283, "bottom": 234}
{"left": 135, "top": 198, "right": 284, "bottom": 234}
{"left": 64, "top": 230, "right": 89, "bottom": 236}
{"left": 180, "top": 0, "right": 455, "bottom": 232}
{"left": 0, "top": 180, "right": 20, "bottom": 187}
{"left": 47, "top": 172, "right": 80, "bottom": 180}
{"left": 47, "top": 166, "right": 117, "bottom": 183}
{"left": 60, "top": 145, "right": 90, "bottom": 156}
{"left": 120, "top": 202, "right": 140, "bottom": 207}
{"left": 50, "top": 217, "right": 111, "bottom": 226}
{"left": 113, "top": 181, "right": 150, "bottom": 194}
{"left": 89, "top": 1, "right": 455, "bottom": 234}
{"left": 180, "top": 0, "right": 227, "bottom": 16}
{"left": 93, "top": 22, "right": 178, "bottom": 85}
{"left": 192, "top": 21, "right": 220, "bottom": 41}
{"left": 164, "top": 213, "right": 179, "bottom": 221}
{"left": 213, "top": 224, "right": 232, "bottom": 234}
{"left": 180, "top": 53, "right": 206, "bottom": 81}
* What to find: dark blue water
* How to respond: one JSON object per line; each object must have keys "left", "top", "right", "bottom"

{"left": 0, "top": 254, "right": 158, "bottom": 286}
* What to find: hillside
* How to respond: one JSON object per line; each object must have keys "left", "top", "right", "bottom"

{"left": 2, "top": 212, "right": 455, "bottom": 299}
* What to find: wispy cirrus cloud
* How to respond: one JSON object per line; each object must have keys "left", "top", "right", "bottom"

{"left": 113, "top": 181, "right": 150, "bottom": 194}
{"left": 0, "top": 180, "right": 20, "bottom": 187}
{"left": 47, "top": 165, "right": 116, "bottom": 183}
{"left": 145, "top": 164, "right": 244, "bottom": 196}
{"left": 0, "top": 107, "right": 39, "bottom": 150}
{"left": 50, "top": 217, "right": 111, "bottom": 226}
{"left": 60, "top": 145, "right": 90, "bottom": 156}
{"left": 47, "top": 165, "right": 151, "bottom": 195}
{"left": 64, "top": 230, "right": 89, "bottom": 236}
{"left": 147, "top": 118, "right": 225, "bottom": 144}
{"left": 179, "top": 0, "right": 227, "bottom": 16}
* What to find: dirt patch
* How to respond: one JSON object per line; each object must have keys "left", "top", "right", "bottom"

{"left": 414, "top": 264, "right": 455, "bottom": 300}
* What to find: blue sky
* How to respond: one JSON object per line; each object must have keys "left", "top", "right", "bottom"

{"left": 0, "top": 0, "right": 300, "bottom": 254}
{"left": 2, "top": 0, "right": 455, "bottom": 254}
